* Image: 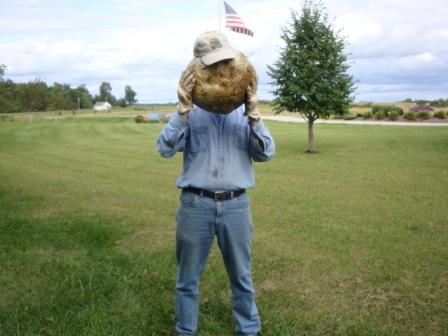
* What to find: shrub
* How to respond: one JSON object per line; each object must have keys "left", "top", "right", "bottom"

{"left": 404, "top": 112, "right": 416, "bottom": 121}
{"left": 417, "top": 111, "right": 431, "bottom": 120}
{"left": 374, "top": 111, "right": 385, "bottom": 120}
{"left": 372, "top": 105, "right": 382, "bottom": 114}
{"left": 134, "top": 115, "right": 145, "bottom": 123}
{"left": 410, "top": 105, "right": 434, "bottom": 113}
{"left": 434, "top": 111, "right": 446, "bottom": 119}
{"left": 356, "top": 113, "right": 363, "bottom": 118}
{"left": 371, "top": 105, "right": 403, "bottom": 116}
{"left": 383, "top": 106, "right": 404, "bottom": 116}
{"left": 362, "top": 112, "right": 373, "bottom": 119}
{"left": 388, "top": 111, "right": 399, "bottom": 121}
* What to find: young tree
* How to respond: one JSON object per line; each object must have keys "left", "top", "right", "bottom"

{"left": 99, "top": 82, "right": 116, "bottom": 105}
{"left": 268, "top": 1, "right": 355, "bottom": 153}
{"left": 124, "top": 85, "right": 137, "bottom": 105}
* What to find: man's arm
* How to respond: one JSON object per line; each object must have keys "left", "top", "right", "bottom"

{"left": 156, "top": 112, "right": 189, "bottom": 158}
{"left": 249, "top": 121, "right": 275, "bottom": 162}
{"left": 244, "top": 79, "right": 275, "bottom": 162}
{"left": 156, "top": 66, "right": 195, "bottom": 158}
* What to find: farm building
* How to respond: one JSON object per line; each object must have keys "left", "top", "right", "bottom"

{"left": 93, "top": 102, "right": 112, "bottom": 112}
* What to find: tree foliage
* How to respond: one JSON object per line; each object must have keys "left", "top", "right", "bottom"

{"left": 0, "top": 80, "right": 19, "bottom": 113}
{"left": 0, "top": 67, "right": 138, "bottom": 113}
{"left": 268, "top": 1, "right": 355, "bottom": 152}
{"left": 99, "top": 82, "right": 116, "bottom": 104}
{"left": 125, "top": 85, "right": 137, "bottom": 105}
{"left": 16, "top": 80, "right": 49, "bottom": 112}
{"left": 0, "top": 64, "right": 6, "bottom": 81}
{"left": 48, "top": 83, "right": 77, "bottom": 110}
{"left": 116, "top": 98, "right": 128, "bottom": 108}
{"left": 75, "top": 85, "right": 94, "bottom": 109}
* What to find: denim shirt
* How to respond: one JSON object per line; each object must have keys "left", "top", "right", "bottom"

{"left": 156, "top": 105, "right": 275, "bottom": 190}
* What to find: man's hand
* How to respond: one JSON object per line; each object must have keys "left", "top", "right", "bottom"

{"left": 177, "top": 65, "right": 196, "bottom": 119}
{"left": 244, "top": 78, "right": 261, "bottom": 126}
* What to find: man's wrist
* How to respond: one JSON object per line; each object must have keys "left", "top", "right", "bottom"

{"left": 249, "top": 117, "right": 263, "bottom": 129}
{"left": 248, "top": 109, "right": 261, "bottom": 126}
{"left": 248, "top": 119, "right": 259, "bottom": 127}
{"left": 177, "top": 111, "right": 189, "bottom": 122}
{"left": 177, "top": 102, "right": 191, "bottom": 119}
{"left": 169, "top": 110, "right": 189, "bottom": 128}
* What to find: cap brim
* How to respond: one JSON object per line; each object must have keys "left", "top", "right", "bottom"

{"left": 201, "top": 48, "right": 237, "bottom": 66}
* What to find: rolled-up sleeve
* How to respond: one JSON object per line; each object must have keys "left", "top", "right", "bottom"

{"left": 249, "top": 120, "right": 275, "bottom": 162}
{"left": 156, "top": 112, "right": 189, "bottom": 158}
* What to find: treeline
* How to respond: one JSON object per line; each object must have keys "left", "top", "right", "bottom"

{"left": 402, "top": 98, "right": 448, "bottom": 107}
{"left": 0, "top": 64, "right": 137, "bottom": 113}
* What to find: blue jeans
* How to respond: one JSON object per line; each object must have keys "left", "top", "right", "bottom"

{"left": 175, "top": 190, "right": 260, "bottom": 336}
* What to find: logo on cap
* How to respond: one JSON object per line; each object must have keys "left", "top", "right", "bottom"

{"left": 209, "top": 38, "right": 222, "bottom": 50}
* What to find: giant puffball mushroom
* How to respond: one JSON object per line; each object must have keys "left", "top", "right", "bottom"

{"left": 188, "top": 51, "right": 257, "bottom": 115}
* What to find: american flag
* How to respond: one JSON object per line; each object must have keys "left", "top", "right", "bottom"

{"left": 224, "top": 1, "right": 254, "bottom": 37}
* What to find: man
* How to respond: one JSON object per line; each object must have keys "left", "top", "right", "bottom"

{"left": 157, "top": 31, "right": 275, "bottom": 336}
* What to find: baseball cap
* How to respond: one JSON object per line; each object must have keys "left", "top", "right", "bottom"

{"left": 193, "top": 31, "right": 237, "bottom": 66}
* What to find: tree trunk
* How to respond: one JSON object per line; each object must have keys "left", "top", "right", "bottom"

{"left": 307, "top": 119, "right": 316, "bottom": 153}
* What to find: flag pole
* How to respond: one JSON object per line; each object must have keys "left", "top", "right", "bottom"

{"left": 218, "top": 0, "right": 222, "bottom": 31}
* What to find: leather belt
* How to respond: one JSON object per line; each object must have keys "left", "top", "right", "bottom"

{"left": 182, "top": 187, "right": 245, "bottom": 201}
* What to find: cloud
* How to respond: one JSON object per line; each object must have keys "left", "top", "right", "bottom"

{"left": 329, "top": 0, "right": 448, "bottom": 101}
{"left": 1, "top": 0, "right": 448, "bottom": 102}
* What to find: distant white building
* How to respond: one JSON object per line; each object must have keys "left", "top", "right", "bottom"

{"left": 93, "top": 102, "right": 112, "bottom": 112}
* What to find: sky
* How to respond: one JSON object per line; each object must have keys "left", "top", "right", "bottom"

{"left": 1, "top": 0, "right": 448, "bottom": 103}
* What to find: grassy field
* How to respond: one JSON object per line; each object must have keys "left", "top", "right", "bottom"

{"left": 2, "top": 102, "right": 446, "bottom": 122}
{"left": 0, "top": 116, "right": 447, "bottom": 335}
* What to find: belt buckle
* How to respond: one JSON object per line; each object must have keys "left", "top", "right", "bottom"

{"left": 214, "top": 191, "right": 225, "bottom": 201}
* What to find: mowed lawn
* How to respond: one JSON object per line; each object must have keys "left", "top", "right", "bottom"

{"left": 0, "top": 117, "right": 447, "bottom": 336}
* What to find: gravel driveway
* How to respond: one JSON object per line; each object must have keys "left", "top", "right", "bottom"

{"left": 264, "top": 115, "right": 448, "bottom": 127}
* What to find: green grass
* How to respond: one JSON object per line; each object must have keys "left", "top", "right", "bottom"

{"left": 0, "top": 117, "right": 447, "bottom": 335}
{"left": 1, "top": 104, "right": 178, "bottom": 122}
{"left": 3, "top": 103, "right": 274, "bottom": 123}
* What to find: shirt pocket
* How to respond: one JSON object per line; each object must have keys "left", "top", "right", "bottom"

{"left": 231, "top": 124, "right": 249, "bottom": 151}
{"left": 188, "top": 126, "right": 209, "bottom": 153}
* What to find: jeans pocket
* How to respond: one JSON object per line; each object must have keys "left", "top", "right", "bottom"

{"left": 236, "top": 193, "right": 250, "bottom": 208}
{"left": 180, "top": 191, "right": 198, "bottom": 207}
